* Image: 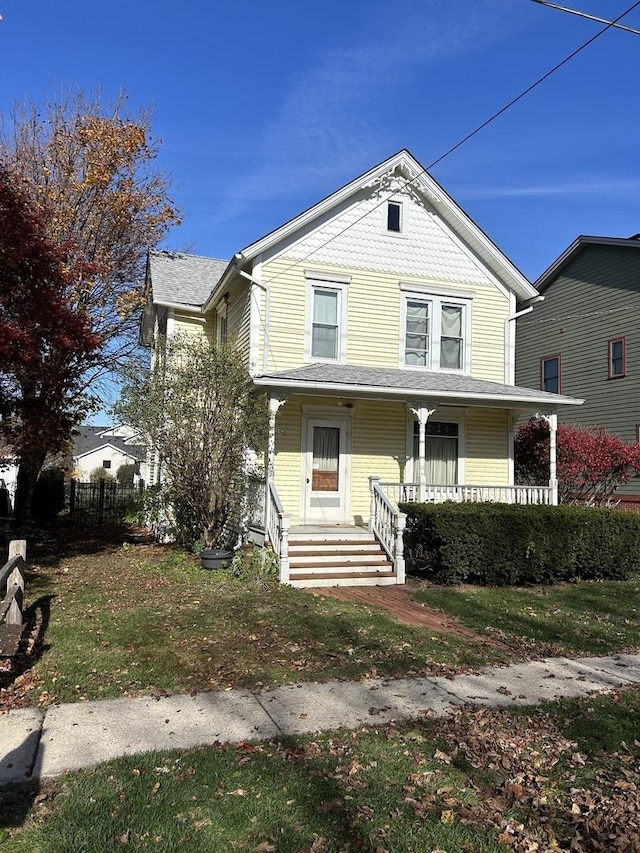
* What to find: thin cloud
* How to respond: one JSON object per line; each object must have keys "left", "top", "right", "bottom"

{"left": 212, "top": 0, "right": 523, "bottom": 224}
{"left": 460, "top": 178, "right": 640, "bottom": 199}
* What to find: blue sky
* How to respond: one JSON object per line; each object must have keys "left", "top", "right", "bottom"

{"left": 1, "top": 0, "right": 639, "bottom": 283}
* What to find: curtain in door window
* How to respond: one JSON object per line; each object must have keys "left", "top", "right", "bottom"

{"left": 312, "top": 426, "right": 340, "bottom": 491}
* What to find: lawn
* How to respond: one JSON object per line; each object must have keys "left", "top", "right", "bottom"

{"left": 1, "top": 689, "right": 638, "bottom": 852}
{"left": 3, "top": 525, "right": 639, "bottom": 710}
{"left": 2, "top": 525, "right": 640, "bottom": 851}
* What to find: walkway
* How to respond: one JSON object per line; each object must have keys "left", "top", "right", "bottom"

{"left": 308, "top": 584, "right": 508, "bottom": 647}
{"left": 2, "top": 652, "right": 639, "bottom": 786}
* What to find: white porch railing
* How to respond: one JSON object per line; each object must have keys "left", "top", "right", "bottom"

{"left": 369, "top": 476, "right": 405, "bottom": 584}
{"left": 265, "top": 480, "right": 291, "bottom": 584}
{"left": 379, "top": 482, "right": 554, "bottom": 506}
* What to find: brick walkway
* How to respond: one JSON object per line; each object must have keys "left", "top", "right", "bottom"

{"left": 306, "top": 583, "right": 508, "bottom": 649}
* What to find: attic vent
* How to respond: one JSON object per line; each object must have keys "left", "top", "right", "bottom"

{"left": 387, "top": 202, "right": 402, "bottom": 233}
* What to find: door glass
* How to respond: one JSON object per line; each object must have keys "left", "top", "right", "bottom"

{"left": 312, "top": 426, "right": 339, "bottom": 491}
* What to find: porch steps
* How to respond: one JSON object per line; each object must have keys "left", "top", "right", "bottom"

{"left": 287, "top": 530, "right": 396, "bottom": 588}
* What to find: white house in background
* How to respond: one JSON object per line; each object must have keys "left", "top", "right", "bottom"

{"left": 0, "top": 455, "right": 18, "bottom": 515}
{"left": 72, "top": 425, "right": 147, "bottom": 483}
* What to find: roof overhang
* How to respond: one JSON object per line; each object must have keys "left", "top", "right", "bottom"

{"left": 252, "top": 365, "right": 583, "bottom": 414}
{"left": 535, "top": 235, "right": 640, "bottom": 293}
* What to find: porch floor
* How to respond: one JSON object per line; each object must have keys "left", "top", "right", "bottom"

{"left": 289, "top": 524, "right": 370, "bottom": 535}
{"left": 303, "top": 584, "right": 508, "bottom": 649}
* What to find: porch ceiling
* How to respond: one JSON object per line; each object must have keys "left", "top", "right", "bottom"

{"left": 252, "top": 363, "right": 583, "bottom": 412}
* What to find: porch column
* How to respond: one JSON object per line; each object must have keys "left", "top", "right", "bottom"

{"left": 407, "top": 402, "right": 436, "bottom": 503}
{"left": 267, "top": 394, "right": 288, "bottom": 483}
{"left": 547, "top": 412, "right": 558, "bottom": 506}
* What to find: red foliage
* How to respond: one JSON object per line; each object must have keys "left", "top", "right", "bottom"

{"left": 0, "top": 166, "right": 101, "bottom": 462}
{"left": 515, "top": 419, "right": 640, "bottom": 504}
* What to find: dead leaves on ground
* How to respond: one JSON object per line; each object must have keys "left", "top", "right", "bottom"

{"left": 406, "top": 699, "right": 640, "bottom": 852}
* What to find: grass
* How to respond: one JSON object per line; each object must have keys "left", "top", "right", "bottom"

{"left": 1, "top": 689, "right": 638, "bottom": 852}
{"left": 5, "top": 528, "right": 507, "bottom": 708}
{"left": 4, "top": 525, "right": 639, "bottom": 710}
{"left": 416, "top": 579, "right": 640, "bottom": 656}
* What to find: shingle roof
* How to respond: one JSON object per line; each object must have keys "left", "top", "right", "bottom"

{"left": 253, "top": 364, "right": 582, "bottom": 408}
{"left": 148, "top": 250, "right": 228, "bottom": 308}
{"left": 73, "top": 427, "right": 146, "bottom": 462}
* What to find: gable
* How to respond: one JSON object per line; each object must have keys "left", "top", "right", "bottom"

{"left": 237, "top": 150, "right": 535, "bottom": 303}
{"left": 261, "top": 180, "right": 496, "bottom": 290}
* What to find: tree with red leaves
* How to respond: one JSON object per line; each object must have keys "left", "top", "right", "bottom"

{"left": 0, "top": 166, "right": 101, "bottom": 522}
{"left": 515, "top": 419, "right": 640, "bottom": 505}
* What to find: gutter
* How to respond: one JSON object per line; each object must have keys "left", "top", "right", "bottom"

{"left": 504, "top": 296, "right": 544, "bottom": 384}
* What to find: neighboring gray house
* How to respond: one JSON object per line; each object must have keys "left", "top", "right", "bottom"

{"left": 516, "top": 235, "right": 640, "bottom": 503}
{"left": 73, "top": 425, "right": 147, "bottom": 483}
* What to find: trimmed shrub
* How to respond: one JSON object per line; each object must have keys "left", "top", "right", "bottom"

{"left": 400, "top": 501, "right": 640, "bottom": 586}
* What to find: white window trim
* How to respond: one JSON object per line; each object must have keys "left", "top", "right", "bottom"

{"left": 305, "top": 277, "right": 349, "bottom": 364}
{"left": 404, "top": 410, "right": 467, "bottom": 484}
{"left": 216, "top": 298, "right": 228, "bottom": 346}
{"left": 399, "top": 287, "right": 472, "bottom": 373}
{"left": 382, "top": 197, "right": 407, "bottom": 238}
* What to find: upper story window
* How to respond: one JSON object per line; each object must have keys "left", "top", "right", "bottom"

{"left": 387, "top": 202, "right": 402, "bottom": 233}
{"left": 609, "top": 337, "right": 626, "bottom": 379}
{"left": 400, "top": 285, "right": 472, "bottom": 372}
{"left": 305, "top": 273, "right": 350, "bottom": 363}
{"left": 216, "top": 297, "right": 228, "bottom": 346}
{"left": 541, "top": 355, "right": 561, "bottom": 393}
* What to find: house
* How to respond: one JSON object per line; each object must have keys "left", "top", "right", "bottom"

{"left": 142, "top": 149, "right": 581, "bottom": 586}
{"left": 73, "top": 425, "right": 147, "bottom": 483}
{"left": 516, "top": 234, "right": 640, "bottom": 506}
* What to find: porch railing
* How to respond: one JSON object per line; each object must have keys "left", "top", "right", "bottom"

{"left": 369, "top": 476, "right": 405, "bottom": 584}
{"left": 265, "top": 480, "right": 291, "bottom": 584}
{"left": 379, "top": 482, "right": 553, "bottom": 506}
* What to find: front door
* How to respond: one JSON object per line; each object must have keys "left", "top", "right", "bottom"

{"left": 303, "top": 416, "right": 351, "bottom": 523}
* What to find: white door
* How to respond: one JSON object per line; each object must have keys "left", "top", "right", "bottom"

{"left": 303, "top": 416, "right": 350, "bottom": 524}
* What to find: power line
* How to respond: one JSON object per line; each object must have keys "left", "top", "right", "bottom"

{"left": 261, "top": 0, "right": 640, "bottom": 286}
{"left": 530, "top": 0, "right": 640, "bottom": 35}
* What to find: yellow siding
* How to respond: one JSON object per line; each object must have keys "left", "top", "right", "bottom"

{"left": 272, "top": 398, "right": 511, "bottom": 523}
{"left": 173, "top": 313, "right": 213, "bottom": 343}
{"left": 466, "top": 409, "right": 510, "bottom": 484}
{"left": 260, "top": 257, "right": 510, "bottom": 381}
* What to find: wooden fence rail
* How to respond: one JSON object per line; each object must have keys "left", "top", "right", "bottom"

{"left": 0, "top": 540, "right": 26, "bottom": 627}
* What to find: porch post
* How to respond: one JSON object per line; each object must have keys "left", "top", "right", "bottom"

{"left": 267, "top": 394, "right": 288, "bottom": 483}
{"left": 407, "top": 402, "right": 436, "bottom": 503}
{"left": 547, "top": 412, "right": 558, "bottom": 506}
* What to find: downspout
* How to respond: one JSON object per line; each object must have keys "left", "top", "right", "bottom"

{"left": 234, "top": 262, "right": 271, "bottom": 373}
{"left": 504, "top": 296, "right": 544, "bottom": 385}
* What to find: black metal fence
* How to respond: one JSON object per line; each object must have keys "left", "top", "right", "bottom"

{"left": 69, "top": 480, "right": 145, "bottom": 525}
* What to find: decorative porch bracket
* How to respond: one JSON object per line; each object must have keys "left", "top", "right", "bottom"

{"left": 406, "top": 402, "right": 437, "bottom": 502}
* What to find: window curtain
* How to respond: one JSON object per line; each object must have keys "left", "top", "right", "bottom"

{"left": 440, "top": 304, "right": 462, "bottom": 370}
{"left": 405, "top": 300, "right": 430, "bottom": 366}
{"left": 313, "top": 427, "right": 339, "bottom": 472}
{"left": 427, "top": 436, "right": 458, "bottom": 484}
{"left": 312, "top": 290, "right": 338, "bottom": 359}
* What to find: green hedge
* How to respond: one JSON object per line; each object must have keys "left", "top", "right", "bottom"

{"left": 399, "top": 502, "right": 640, "bottom": 585}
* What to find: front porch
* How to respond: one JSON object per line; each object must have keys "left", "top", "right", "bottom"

{"left": 251, "top": 364, "right": 576, "bottom": 588}
{"left": 262, "top": 476, "right": 556, "bottom": 588}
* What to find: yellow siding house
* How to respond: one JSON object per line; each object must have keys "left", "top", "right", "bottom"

{"left": 141, "top": 150, "right": 581, "bottom": 587}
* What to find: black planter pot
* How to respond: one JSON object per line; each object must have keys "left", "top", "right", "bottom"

{"left": 200, "top": 548, "right": 233, "bottom": 570}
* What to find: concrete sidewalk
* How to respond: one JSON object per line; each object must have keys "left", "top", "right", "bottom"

{"left": 2, "top": 652, "right": 639, "bottom": 786}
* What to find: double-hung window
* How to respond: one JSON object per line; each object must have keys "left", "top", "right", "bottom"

{"left": 400, "top": 285, "right": 472, "bottom": 372}
{"left": 609, "top": 337, "right": 626, "bottom": 379}
{"left": 541, "top": 355, "right": 561, "bottom": 393}
{"left": 305, "top": 273, "right": 349, "bottom": 363}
